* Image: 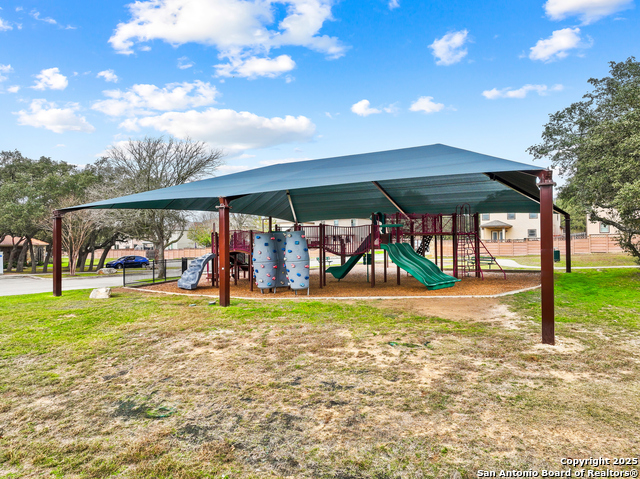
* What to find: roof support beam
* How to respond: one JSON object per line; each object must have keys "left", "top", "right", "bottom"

{"left": 371, "top": 181, "right": 410, "bottom": 220}
{"left": 286, "top": 190, "right": 298, "bottom": 224}
{"left": 486, "top": 173, "right": 569, "bottom": 216}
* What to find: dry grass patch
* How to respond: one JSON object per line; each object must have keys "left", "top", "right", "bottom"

{"left": 0, "top": 288, "right": 638, "bottom": 478}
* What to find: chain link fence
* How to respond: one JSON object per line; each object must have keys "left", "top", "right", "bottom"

{"left": 123, "top": 258, "right": 187, "bottom": 287}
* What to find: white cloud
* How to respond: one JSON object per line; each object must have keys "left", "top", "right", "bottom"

{"left": 177, "top": 56, "right": 194, "bottom": 69}
{"left": 109, "top": 0, "right": 345, "bottom": 79}
{"left": 215, "top": 54, "right": 296, "bottom": 79}
{"left": 0, "top": 17, "right": 12, "bottom": 31}
{"left": 383, "top": 103, "right": 400, "bottom": 114}
{"left": 7, "top": 85, "right": 20, "bottom": 93}
{"left": 32, "top": 67, "right": 68, "bottom": 90}
{"left": 351, "top": 99, "right": 381, "bottom": 117}
{"left": 120, "top": 108, "right": 316, "bottom": 155}
{"left": 0, "top": 64, "right": 12, "bottom": 82}
{"left": 409, "top": 96, "right": 445, "bottom": 114}
{"left": 16, "top": 7, "right": 24, "bottom": 12}
{"left": 482, "top": 84, "right": 564, "bottom": 99}
{"left": 97, "top": 69, "right": 119, "bottom": 83}
{"left": 388, "top": 0, "right": 400, "bottom": 9}
{"left": 15, "top": 99, "right": 95, "bottom": 133}
{"left": 529, "top": 28, "right": 588, "bottom": 62}
{"left": 429, "top": 30, "right": 469, "bottom": 66}
{"left": 92, "top": 80, "right": 219, "bottom": 117}
{"left": 30, "top": 9, "right": 57, "bottom": 25}
{"left": 544, "top": 0, "right": 633, "bottom": 23}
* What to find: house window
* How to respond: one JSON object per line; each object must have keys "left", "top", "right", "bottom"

{"left": 599, "top": 223, "right": 610, "bottom": 233}
{"left": 333, "top": 220, "right": 339, "bottom": 226}
{"left": 529, "top": 213, "right": 538, "bottom": 219}
{"left": 491, "top": 231, "right": 504, "bottom": 241}
{"left": 528, "top": 229, "right": 537, "bottom": 238}
{"left": 482, "top": 213, "right": 490, "bottom": 221}
{"left": 507, "top": 213, "right": 516, "bottom": 220}
{"left": 350, "top": 219, "right": 356, "bottom": 227}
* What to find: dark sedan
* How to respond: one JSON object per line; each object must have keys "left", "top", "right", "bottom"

{"left": 106, "top": 255, "right": 149, "bottom": 269}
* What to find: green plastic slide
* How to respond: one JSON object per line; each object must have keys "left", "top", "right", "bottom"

{"left": 326, "top": 252, "right": 365, "bottom": 280}
{"left": 381, "top": 243, "right": 460, "bottom": 290}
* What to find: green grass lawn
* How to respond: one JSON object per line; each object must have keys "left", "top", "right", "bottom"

{"left": 0, "top": 269, "right": 638, "bottom": 478}
{"left": 499, "top": 252, "right": 638, "bottom": 268}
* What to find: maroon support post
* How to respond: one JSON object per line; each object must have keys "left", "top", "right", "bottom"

{"left": 268, "top": 216, "right": 272, "bottom": 232}
{"left": 383, "top": 249, "right": 387, "bottom": 283}
{"left": 218, "top": 197, "right": 231, "bottom": 307}
{"left": 52, "top": 211, "right": 63, "bottom": 297}
{"left": 474, "top": 212, "right": 481, "bottom": 278}
{"left": 319, "top": 223, "right": 324, "bottom": 289}
{"left": 249, "top": 231, "right": 254, "bottom": 291}
{"left": 538, "top": 171, "right": 555, "bottom": 345}
{"left": 565, "top": 214, "right": 571, "bottom": 273}
{"left": 370, "top": 218, "right": 375, "bottom": 288}
{"left": 452, "top": 214, "right": 458, "bottom": 279}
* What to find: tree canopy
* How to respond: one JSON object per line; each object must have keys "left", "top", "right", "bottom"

{"left": 528, "top": 57, "right": 640, "bottom": 260}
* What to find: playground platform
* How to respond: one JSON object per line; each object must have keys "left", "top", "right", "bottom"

{"left": 140, "top": 265, "right": 540, "bottom": 298}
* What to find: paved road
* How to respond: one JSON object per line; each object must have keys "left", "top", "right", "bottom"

{"left": 0, "top": 274, "right": 125, "bottom": 297}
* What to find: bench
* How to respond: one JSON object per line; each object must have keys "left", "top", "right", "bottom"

{"left": 316, "top": 256, "right": 334, "bottom": 265}
{"left": 469, "top": 255, "right": 498, "bottom": 268}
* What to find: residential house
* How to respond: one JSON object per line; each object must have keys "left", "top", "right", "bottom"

{"left": 479, "top": 212, "right": 563, "bottom": 241}
{"left": 0, "top": 236, "right": 49, "bottom": 266}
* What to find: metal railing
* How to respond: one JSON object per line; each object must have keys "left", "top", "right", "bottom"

{"left": 123, "top": 259, "right": 186, "bottom": 287}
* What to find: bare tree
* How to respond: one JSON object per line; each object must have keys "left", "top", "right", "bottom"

{"left": 44, "top": 196, "right": 96, "bottom": 276}
{"left": 102, "top": 137, "right": 224, "bottom": 278}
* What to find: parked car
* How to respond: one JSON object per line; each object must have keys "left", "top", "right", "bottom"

{"left": 106, "top": 256, "right": 149, "bottom": 269}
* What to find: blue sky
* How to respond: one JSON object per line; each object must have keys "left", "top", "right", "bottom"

{"left": 0, "top": 0, "right": 638, "bottom": 177}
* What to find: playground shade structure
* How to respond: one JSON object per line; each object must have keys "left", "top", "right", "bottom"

{"left": 57, "top": 143, "right": 562, "bottom": 344}
{"left": 382, "top": 243, "right": 460, "bottom": 290}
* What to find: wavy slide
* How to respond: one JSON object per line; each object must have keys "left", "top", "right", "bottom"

{"left": 381, "top": 243, "right": 460, "bottom": 290}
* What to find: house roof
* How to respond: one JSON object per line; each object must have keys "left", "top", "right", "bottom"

{"left": 0, "top": 236, "right": 49, "bottom": 247}
{"left": 480, "top": 220, "right": 513, "bottom": 229}
{"left": 61, "top": 144, "right": 561, "bottom": 222}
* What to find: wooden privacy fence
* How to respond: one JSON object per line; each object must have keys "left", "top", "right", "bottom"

{"left": 434, "top": 235, "right": 623, "bottom": 257}
{"left": 97, "top": 235, "right": 624, "bottom": 261}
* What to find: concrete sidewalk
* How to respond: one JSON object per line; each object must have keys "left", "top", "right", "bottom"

{"left": 0, "top": 274, "right": 124, "bottom": 296}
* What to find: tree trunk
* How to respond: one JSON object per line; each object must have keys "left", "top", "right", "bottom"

{"left": 28, "top": 237, "right": 37, "bottom": 274}
{"left": 88, "top": 247, "right": 95, "bottom": 272}
{"left": 16, "top": 241, "right": 28, "bottom": 273}
{"left": 77, "top": 246, "right": 89, "bottom": 272}
{"left": 156, "top": 240, "right": 166, "bottom": 280}
{"left": 6, "top": 239, "right": 22, "bottom": 273}
{"left": 69, "top": 246, "right": 78, "bottom": 276}
{"left": 42, "top": 244, "right": 52, "bottom": 273}
{"left": 96, "top": 244, "right": 113, "bottom": 270}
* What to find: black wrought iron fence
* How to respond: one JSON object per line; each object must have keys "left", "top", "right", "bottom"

{"left": 123, "top": 259, "right": 186, "bottom": 287}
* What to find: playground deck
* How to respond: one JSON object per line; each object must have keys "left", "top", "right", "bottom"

{"left": 142, "top": 267, "right": 540, "bottom": 298}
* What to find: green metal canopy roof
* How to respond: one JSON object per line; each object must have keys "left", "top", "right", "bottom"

{"left": 63, "top": 144, "right": 558, "bottom": 222}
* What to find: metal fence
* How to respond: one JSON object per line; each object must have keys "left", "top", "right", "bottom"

{"left": 123, "top": 259, "right": 186, "bottom": 287}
